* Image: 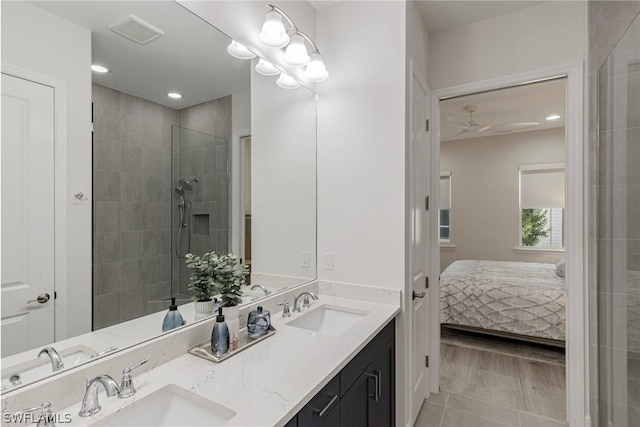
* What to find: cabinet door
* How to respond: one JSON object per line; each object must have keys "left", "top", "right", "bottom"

{"left": 368, "top": 339, "right": 395, "bottom": 426}
{"left": 284, "top": 416, "right": 298, "bottom": 427}
{"left": 340, "top": 372, "right": 369, "bottom": 427}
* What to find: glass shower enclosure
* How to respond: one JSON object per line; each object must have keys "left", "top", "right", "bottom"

{"left": 596, "top": 13, "right": 640, "bottom": 427}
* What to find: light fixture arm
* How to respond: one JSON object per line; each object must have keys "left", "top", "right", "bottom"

{"left": 267, "top": 4, "right": 321, "bottom": 54}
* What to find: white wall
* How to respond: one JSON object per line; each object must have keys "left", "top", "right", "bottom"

{"left": 428, "top": 1, "right": 587, "bottom": 89}
{"left": 440, "top": 128, "right": 566, "bottom": 270}
{"left": 1, "top": 1, "right": 92, "bottom": 339}
{"left": 250, "top": 69, "right": 317, "bottom": 283}
{"left": 316, "top": 2, "right": 409, "bottom": 425}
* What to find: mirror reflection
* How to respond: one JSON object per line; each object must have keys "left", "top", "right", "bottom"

{"left": 1, "top": 0, "right": 316, "bottom": 392}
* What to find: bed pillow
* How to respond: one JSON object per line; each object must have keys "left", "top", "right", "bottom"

{"left": 556, "top": 258, "right": 566, "bottom": 278}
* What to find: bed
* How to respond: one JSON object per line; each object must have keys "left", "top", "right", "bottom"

{"left": 440, "top": 260, "right": 565, "bottom": 344}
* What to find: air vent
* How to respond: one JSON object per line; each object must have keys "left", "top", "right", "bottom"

{"left": 108, "top": 14, "right": 165, "bottom": 45}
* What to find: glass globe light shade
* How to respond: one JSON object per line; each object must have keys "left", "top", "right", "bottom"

{"left": 227, "top": 40, "right": 256, "bottom": 60}
{"left": 282, "top": 35, "right": 310, "bottom": 67}
{"left": 258, "top": 12, "right": 289, "bottom": 48}
{"left": 276, "top": 72, "right": 300, "bottom": 89}
{"left": 303, "top": 53, "right": 329, "bottom": 82}
{"left": 255, "top": 58, "right": 280, "bottom": 76}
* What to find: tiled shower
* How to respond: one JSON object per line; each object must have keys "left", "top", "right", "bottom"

{"left": 92, "top": 84, "right": 230, "bottom": 329}
{"left": 590, "top": 2, "right": 640, "bottom": 425}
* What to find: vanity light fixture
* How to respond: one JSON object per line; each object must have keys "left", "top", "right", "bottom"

{"left": 258, "top": 4, "right": 329, "bottom": 82}
{"left": 546, "top": 114, "right": 561, "bottom": 121}
{"left": 227, "top": 40, "right": 257, "bottom": 60}
{"left": 255, "top": 58, "right": 280, "bottom": 76}
{"left": 91, "top": 64, "right": 110, "bottom": 73}
{"left": 276, "top": 72, "right": 300, "bottom": 89}
{"left": 167, "top": 92, "right": 183, "bottom": 99}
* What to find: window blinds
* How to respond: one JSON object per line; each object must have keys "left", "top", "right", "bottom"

{"left": 520, "top": 166, "right": 565, "bottom": 208}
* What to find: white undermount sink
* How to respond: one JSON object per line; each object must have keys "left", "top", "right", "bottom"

{"left": 286, "top": 305, "right": 368, "bottom": 336}
{"left": 90, "top": 384, "right": 236, "bottom": 427}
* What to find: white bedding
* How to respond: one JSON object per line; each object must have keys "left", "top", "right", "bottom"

{"left": 440, "top": 260, "right": 566, "bottom": 341}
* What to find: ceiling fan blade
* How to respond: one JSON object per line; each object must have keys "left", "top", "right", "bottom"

{"left": 443, "top": 129, "right": 468, "bottom": 141}
{"left": 477, "top": 125, "right": 492, "bottom": 133}
{"left": 445, "top": 116, "right": 472, "bottom": 130}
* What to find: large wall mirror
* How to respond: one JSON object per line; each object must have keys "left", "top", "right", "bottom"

{"left": 1, "top": 0, "right": 316, "bottom": 392}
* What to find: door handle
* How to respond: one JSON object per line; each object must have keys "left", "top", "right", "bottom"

{"left": 311, "top": 394, "right": 338, "bottom": 417}
{"left": 412, "top": 291, "right": 426, "bottom": 300}
{"left": 27, "top": 293, "right": 50, "bottom": 304}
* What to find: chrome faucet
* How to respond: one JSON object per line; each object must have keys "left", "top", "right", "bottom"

{"left": 251, "top": 284, "right": 271, "bottom": 296}
{"left": 293, "top": 291, "right": 318, "bottom": 313}
{"left": 78, "top": 374, "right": 121, "bottom": 417}
{"left": 38, "top": 347, "right": 64, "bottom": 372}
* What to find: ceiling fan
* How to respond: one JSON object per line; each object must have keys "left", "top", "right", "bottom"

{"left": 444, "top": 104, "right": 540, "bottom": 140}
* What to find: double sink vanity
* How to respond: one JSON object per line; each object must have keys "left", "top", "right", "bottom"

{"left": 1, "top": 282, "right": 400, "bottom": 427}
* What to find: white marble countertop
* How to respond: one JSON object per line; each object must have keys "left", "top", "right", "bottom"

{"left": 57, "top": 292, "right": 400, "bottom": 427}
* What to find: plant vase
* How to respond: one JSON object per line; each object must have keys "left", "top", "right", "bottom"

{"left": 194, "top": 299, "right": 215, "bottom": 320}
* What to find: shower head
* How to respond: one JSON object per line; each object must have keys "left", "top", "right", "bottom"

{"left": 177, "top": 177, "right": 198, "bottom": 192}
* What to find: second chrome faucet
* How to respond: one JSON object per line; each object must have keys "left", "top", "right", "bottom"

{"left": 78, "top": 359, "right": 147, "bottom": 417}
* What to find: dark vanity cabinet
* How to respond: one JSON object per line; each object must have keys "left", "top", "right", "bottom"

{"left": 286, "top": 319, "right": 395, "bottom": 427}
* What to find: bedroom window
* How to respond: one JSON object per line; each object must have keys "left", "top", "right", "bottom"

{"left": 440, "top": 172, "right": 451, "bottom": 243}
{"left": 519, "top": 163, "right": 565, "bottom": 249}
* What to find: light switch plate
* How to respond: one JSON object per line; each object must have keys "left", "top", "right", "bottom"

{"left": 323, "top": 253, "right": 334, "bottom": 270}
{"left": 301, "top": 251, "right": 310, "bottom": 268}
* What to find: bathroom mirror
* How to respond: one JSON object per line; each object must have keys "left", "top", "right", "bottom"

{"left": 1, "top": 0, "right": 316, "bottom": 391}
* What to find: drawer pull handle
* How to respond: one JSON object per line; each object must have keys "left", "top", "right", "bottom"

{"left": 365, "top": 370, "right": 381, "bottom": 401}
{"left": 311, "top": 394, "right": 338, "bottom": 417}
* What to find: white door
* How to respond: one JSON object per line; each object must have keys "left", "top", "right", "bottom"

{"left": 1, "top": 73, "right": 56, "bottom": 357}
{"left": 409, "top": 64, "right": 430, "bottom": 423}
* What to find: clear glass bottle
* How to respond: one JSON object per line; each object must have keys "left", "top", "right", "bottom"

{"left": 247, "top": 306, "right": 271, "bottom": 339}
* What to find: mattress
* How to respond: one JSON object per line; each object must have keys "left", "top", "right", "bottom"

{"left": 440, "top": 260, "right": 566, "bottom": 341}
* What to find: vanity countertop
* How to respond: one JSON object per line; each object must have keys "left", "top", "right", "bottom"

{"left": 58, "top": 292, "right": 400, "bottom": 427}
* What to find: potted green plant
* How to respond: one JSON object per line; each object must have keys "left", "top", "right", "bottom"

{"left": 185, "top": 253, "right": 216, "bottom": 319}
{"left": 185, "top": 252, "right": 249, "bottom": 319}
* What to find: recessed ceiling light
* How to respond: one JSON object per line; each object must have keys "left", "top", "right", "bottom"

{"left": 167, "top": 92, "right": 183, "bottom": 99}
{"left": 546, "top": 114, "right": 561, "bottom": 121}
{"left": 91, "top": 64, "right": 110, "bottom": 73}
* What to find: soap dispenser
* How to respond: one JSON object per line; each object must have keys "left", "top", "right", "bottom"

{"left": 247, "top": 306, "right": 271, "bottom": 339}
{"left": 211, "top": 307, "right": 230, "bottom": 356}
{"left": 162, "top": 297, "right": 184, "bottom": 332}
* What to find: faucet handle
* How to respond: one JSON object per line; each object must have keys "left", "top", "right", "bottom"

{"left": 277, "top": 301, "right": 291, "bottom": 318}
{"left": 13, "top": 401, "right": 55, "bottom": 427}
{"left": 122, "top": 358, "right": 148, "bottom": 375}
{"left": 119, "top": 359, "right": 148, "bottom": 398}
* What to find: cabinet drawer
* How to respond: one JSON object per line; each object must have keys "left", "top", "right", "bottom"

{"left": 340, "top": 319, "right": 395, "bottom": 397}
{"left": 298, "top": 375, "right": 340, "bottom": 427}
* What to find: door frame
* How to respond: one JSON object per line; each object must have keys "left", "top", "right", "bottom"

{"left": 2, "top": 62, "right": 69, "bottom": 341}
{"left": 231, "top": 128, "right": 251, "bottom": 262}
{"left": 429, "top": 61, "right": 587, "bottom": 426}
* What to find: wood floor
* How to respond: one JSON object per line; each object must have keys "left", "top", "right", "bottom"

{"left": 415, "top": 328, "right": 568, "bottom": 427}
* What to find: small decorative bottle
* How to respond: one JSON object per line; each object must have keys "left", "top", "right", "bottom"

{"left": 247, "top": 306, "right": 271, "bottom": 339}
{"left": 211, "top": 307, "right": 230, "bottom": 357}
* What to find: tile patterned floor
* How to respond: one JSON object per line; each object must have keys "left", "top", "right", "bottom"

{"left": 415, "top": 328, "right": 568, "bottom": 427}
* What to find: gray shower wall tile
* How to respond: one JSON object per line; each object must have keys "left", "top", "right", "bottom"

{"left": 142, "top": 175, "right": 163, "bottom": 202}
{"left": 123, "top": 115, "right": 144, "bottom": 146}
{"left": 121, "top": 202, "right": 143, "bottom": 231}
{"left": 94, "top": 107, "right": 123, "bottom": 142}
{"left": 93, "top": 83, "right": 121, "bottom": 112}
{"left": 94, "top": 139, "right": 123, "bottom": 172}
{"left": 94, "top": 292, "right": 121, "bottom": 329}
{"left": 94, "top": 170, "right": 121, "bottom": 201}
{"left": 95, "top": 232, "right": 121, "bottom": 263}
{"left": 121, "top": 173, "right": 142, "bottom": 202}
{"left": 94, "top": 262, "right": 121, "bottom": 296}
{"left": 143, "top": 230, "right": 163, "bottom": 258}
{"left": 142, "top": 148, "right": 162, "bottom": 176}
{"left": 120, "top": 288, "right": 144, "bottom": 322}
{"left": 142, "top": 257, "right": 162, "bottom": 286}
{"left": 121, "top": 260, "right": 142, "bottom": 290}
{"left": 143, "top": 120, "right": 164, "bottom": 150}
{"left": 121, "top": 231, "right": 143, "bottom": 260}
{"left": 142, "top": 202, "right": 163, "bottom": 230}
{"left": 95, "top": 201, "right": 121, "bottom": 232}
{"left": 121, "top": 144, "right": 142, "bottom": 173}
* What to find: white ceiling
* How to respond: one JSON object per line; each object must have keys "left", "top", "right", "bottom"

{"left": 440, "top": 78, "right": 566, "bottom": 142}
{"left": 30, "top": 1, "right": 251, "bottom": 109}
{"left": 416, "top": 1, "right": 545, "bottom": 34}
